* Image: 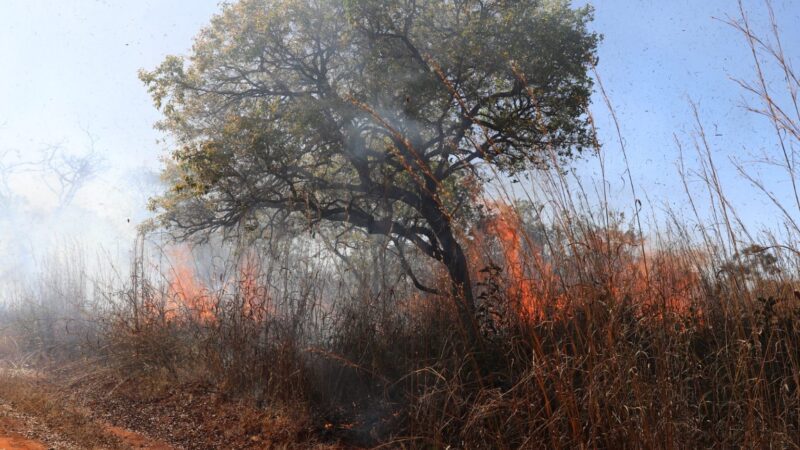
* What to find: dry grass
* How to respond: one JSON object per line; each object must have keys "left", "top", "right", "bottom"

{"left": 1, "top": 1, "right": 799, "bottom": 448}
{"left": 0, "top": 371, "right": 125, "bottom": 449}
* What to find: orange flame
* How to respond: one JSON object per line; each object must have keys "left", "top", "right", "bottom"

{"left": 469, "top": 202, "right": 561, "bottom": 319}
{"left": 483, "top": 203, "right": 536, "bottom": 315}
{"left": 159, "top": 246, "right": 274, "bottom": 325}
{"left": 166, "top": 245, "right": 215, "bottom": 323}
{"left": 471, "top": 201, "right": 702, "bottom": 322}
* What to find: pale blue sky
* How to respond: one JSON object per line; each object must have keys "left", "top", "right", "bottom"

{"left": 0, "top": 0, "right": 798, "bottom": 266}
{"left": 577, "top": 0, "right": 800, "bottom": 232}
{"left": 0, "top": 0, "right": 220, "bottom": 275}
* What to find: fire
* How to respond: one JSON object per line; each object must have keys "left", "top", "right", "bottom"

{"left": 482, "top": 203, "right": 537, "bottom": 316}
{"left": 646, "top": 251, "right": 704, "bottom": 318}
{"left": 472, "top": 200, "right": 703, "bottom": 322}
{"left": 155, "top": 246, "right": 273, "bottom": 325}
{"left": 471, "top": 202, "right": 561, "bottom": 319}
{"left": 166, "top": 245, "right": 215, "bottom": 323}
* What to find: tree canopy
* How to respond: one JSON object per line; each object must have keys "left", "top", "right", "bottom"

{"left": 142, "top": 0, "right": 599, "bottom": 331}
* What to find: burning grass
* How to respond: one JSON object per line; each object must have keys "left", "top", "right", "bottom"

{"left": 6, "top": 211, "right": 800, "bottom": 448}
{"left": 4, "top": 165, "right": 800, "bottom": 448}
{"left": 2, "top": 1, "right": 800, "bottom": 448}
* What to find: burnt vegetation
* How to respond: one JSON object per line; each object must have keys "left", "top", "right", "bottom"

{"left": 2, "top": 0, "right": 800, "bottom": 448}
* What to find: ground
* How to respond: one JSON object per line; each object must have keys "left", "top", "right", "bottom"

{"left": 0, "top": 365, "right": 349, "bottom": 449}
{"left": 0, "top": 395, "right": 171, "bottom": 449}
{"left": 0, "top": 407, "right": 48, "bottom": 450}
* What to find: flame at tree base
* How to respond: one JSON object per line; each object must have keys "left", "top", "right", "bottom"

{"left": 469, "top": 201, "right": 703, "bottom": 324}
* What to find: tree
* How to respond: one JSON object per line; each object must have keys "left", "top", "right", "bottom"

{"left": 142, "top": 0, "right": 599, "bottom": 338}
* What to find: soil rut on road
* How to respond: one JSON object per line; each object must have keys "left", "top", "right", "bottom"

{"left": 0, "top": 415, "right": 46, "bottom": 450}
{"left": 0, "top": 398, "right": 174, "bottom": 450}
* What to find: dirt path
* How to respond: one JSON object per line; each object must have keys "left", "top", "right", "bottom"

{"left": 0, "top": 396, "right": 174, "bottom": 450}
{"left": 0, "top": 408, "right": 49, "bottom": 450}
{"left": 0, "top": 434, "right": 46, "bottom": 450}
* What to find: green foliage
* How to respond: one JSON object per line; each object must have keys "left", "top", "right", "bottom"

{"left": 141, "top": 0, "right": 598, "bottom": 300}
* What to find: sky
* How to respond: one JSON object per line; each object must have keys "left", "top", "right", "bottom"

{"left": 575, "top": 0, "right": 800, "bottom": 232}
{"left": 0, "top": 0, "right": 799, "bottom": 274}
{"left": 0, "top": 0, "right": 221, "bottom": 276}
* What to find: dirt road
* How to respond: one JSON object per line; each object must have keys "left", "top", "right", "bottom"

{"left": 0, "top": 434, "right": 46, "bottom": 450}
{"left": 0, "top": 408, "right": 48, "bottom": 450}
{"left": 0, "top": 399, "right": 173, "bottom": 450}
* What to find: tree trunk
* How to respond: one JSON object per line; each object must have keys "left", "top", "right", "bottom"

{"left": 434, "top": 220, "right": 480, "bottom": 345}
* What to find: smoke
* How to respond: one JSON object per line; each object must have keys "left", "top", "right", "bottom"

{"left": 0, "top": 135, "right": 155, "bottom": 291}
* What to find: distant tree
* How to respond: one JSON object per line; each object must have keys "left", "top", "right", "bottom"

{"left": 0, "top": 142, "right": 101, "bottom": 210}
{"left": 42, "top": 142, "right": 103, "bottom": 209}
{"left": 141, "top": 0, "right": 599, "bottom": 337}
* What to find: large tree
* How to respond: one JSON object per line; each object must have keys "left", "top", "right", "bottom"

{"left": 142, "top": 0, "right": 598, "bottom": 336}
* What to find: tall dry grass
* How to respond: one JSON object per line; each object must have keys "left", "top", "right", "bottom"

{"left": 1, "top": 1, "right": 800, "bottom": 448}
